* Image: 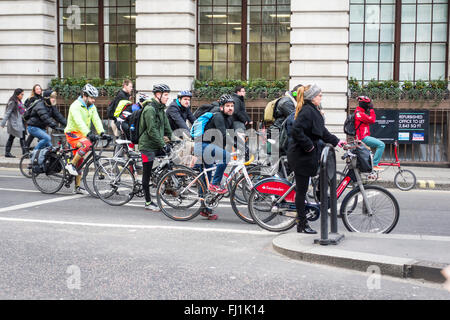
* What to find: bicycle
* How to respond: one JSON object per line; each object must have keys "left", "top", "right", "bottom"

{"left": 247, "top": 142, "right": 400, "bottom": 234}
{"left": 31, "top": 134, "right": 112, "bottom": 195}
{"left": 367, "top": 140, "right": 417, "bottom": 191}
{"left": 155, "top": 151, "right": 256, "bottom": 223}
{"left": 93, "top": 140, "right": 189, "bottom": 206}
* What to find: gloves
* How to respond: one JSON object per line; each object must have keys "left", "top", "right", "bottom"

{"left": 163, "top": 144, "right": 172, "bottom": 155}
{"left": 87, "top": 132, "right": 98, "bottom": 142}
{"left": 337, "top": 140, "right": 347, "bottom": 148}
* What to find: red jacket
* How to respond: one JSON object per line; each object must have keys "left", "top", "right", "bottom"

{"left": 354, "top": 106, "right": 376, "bottom": 140}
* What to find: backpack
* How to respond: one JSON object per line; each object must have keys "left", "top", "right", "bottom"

{"left": 23, "top": 100, "right": 40, "bottom": 121}
{"left": 343, "top": 111, "right": 362, "bottom": 136}
{"left": 354, "top": 145, "right": 373, "bottom": 173}
{"left": 31, "top": 147, "right": 61, "bottom": 174}
{"left": 263, "top": 98, "right": 281, "bottom": 125}
{"left": 193, "top": 104, "right": 215, "bottom": 118}
{"left": 107, "top": 99, "right": 117, "bottom": 120}
{"left": 279, "top": 117, "right": 290, "bottom": 155}
{"left": 113, "top": 100, "right": 132, "bottom": 118}
{"left": 190, "top": 112, "right": 215, "bottom": 138}
{"left": 127, "top": 100, "right": 152, "bottom": 144}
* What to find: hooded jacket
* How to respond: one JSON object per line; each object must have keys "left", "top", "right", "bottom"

{"left": 354, "top": 106, "right": 376, "bottom": 140}
{"left": 138, "top": 98, "right": 173, "bottom": 151}
{"left": 166, "top": 99, "right": 196, "bottom": 131}
{"left": 26, "top": 99, "right": 66, "bottom": 130}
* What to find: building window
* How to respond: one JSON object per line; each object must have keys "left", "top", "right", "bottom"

{"left": 349, "top": 0, "right": 448, "bottom": 83}
{"left": 58, "top": 0, "right": 136, "bottom": 79}
{"left": 197, "top": 0, "right": 291, "bottom": 81}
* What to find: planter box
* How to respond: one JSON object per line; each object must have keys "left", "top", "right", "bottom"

{"left": 348, "top": 99, "right": 450, "bottom": 110}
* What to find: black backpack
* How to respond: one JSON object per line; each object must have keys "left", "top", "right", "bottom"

{"left": 343, "top": 111, "right": 362, "bottom": 136}
{"left": 128, "top": 101, "right": 150, "bottom": 144}
{"left": 354, "top": 145, "right": 373, "bottom": 173}
{"left": 23, "top": 100, "right": 40, "bottom": 121}
{"left": 193, "top": 104, "right": 215, "bottom": 118}
{"left": 106, "top": 99, "right": 117, "bottom": 120}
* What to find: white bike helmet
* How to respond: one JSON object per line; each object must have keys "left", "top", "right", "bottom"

{"left": 82, "top": 83, "right": 99, "bottom": 98}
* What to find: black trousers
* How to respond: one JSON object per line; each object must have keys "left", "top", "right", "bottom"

{"left": 5, "top": 133, "right": 27, "bottom": 155}
{"left": 294, "top": 173, "right": 311, "bottom": 224}
{"left": 141, "top": 149, "right": 165, "bottom": 203}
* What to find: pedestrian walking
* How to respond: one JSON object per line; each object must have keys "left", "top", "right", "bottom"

{"left": 1, "top": 88, "right": 27, "bottom": 157}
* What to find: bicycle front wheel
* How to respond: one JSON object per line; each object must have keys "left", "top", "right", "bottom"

{"left": 248, "top": 189, "right": 297, "bottom": 232}
{"left": 19, "top": 152, "right": 32, "bottom": 178}
{"left": 156, "top": 169, "right": 205, "bottom": 221}
{"left": 340, "top": 185, "right": 399, "bottom": 234}
{"left": 93, "top": 160, "right": 135, "bottom": 206}
{"left": 394, "top": 169, "right": 416, "bottom": 191}
{"left": 31, "top": 158, "right": 65, "bottom": 194}
{"left": 82, "top": 156, "right": 106, "bottom": 198}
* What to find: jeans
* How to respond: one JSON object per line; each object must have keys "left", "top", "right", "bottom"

{"left": 194, "top": 142, "right": 231, "bottom": 186}
{"left": 362, "top": 136, "right": 385, "bottom": 166}
{"left": 27, "top": 126, "right": 51, "bottom": 150}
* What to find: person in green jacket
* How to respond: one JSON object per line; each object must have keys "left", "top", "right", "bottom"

{"left": 139, "top": 84, "right": 173, "bottom": 211}
{"left": 65, "top": 84, "right": 109, "bottom": 194}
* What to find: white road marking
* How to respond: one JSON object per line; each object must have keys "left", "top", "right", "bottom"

{"left": 0, "top": 175, "right": 26, "bottom": 179}
{"left": 0, "top": 187, "right": 41, "bottom": 193}
{"left": 0, "top": 216, "right": 274, "bottom": 236}
{"left": 0, "top": 194, "right": 87, "bottom": 213}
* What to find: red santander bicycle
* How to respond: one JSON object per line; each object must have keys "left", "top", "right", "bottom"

{"left": 247, "top": 143, "right": 400, "bottom": 233}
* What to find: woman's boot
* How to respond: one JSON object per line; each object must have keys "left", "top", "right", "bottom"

{"left": 296, "top": 219, "right": 317, "bottom": 234}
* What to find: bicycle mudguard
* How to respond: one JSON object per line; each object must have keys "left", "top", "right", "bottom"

{"left": 253, "top": 177, "right": 296, "bottom": 203}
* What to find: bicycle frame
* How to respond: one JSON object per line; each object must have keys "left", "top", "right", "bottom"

{"left": 378, "top": 140, "right": 400, "bottom": 168}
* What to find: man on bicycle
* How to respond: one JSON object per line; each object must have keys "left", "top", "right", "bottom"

{"left": 139, "top": 84, "right": 173, "bottom": 212}
{"left": 354, "top": 96, "right": 385, "bottom": 171}
{"left": 194, "top": 94, "right": 243, "bottom": 220}
{"left": 166, "top": 90, "right": 196, "bottom": 132}
{"left": 65, "top": 84, "right": 109, "bottom": 194}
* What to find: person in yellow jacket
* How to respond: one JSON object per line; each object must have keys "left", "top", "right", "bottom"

{"left": 64, "top": 84, "right": 108, "bottom": 194}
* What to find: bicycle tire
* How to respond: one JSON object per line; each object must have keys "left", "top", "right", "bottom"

{"left": 394, "top": 169, "right": 416, "bottom": 191}
{"left": 82, "top": 156, "right": 106, "bottom": 198}
{"left": 248, "top": 188, "right": 297, "bottom": 232}
{"left": 19, "top": 152, "right": 32, "bottom": 178}
{"left": 31, "top": 158, "right": 66, "bottom": 194}
{"left": 93, "top": 161, "right": 136, "bottom": 206}
{"left": 340, "top": 185, "right": 400, "bottom": 234}
{"left": 230, "top": 174, "right": 255, "bottom": 224}
{"left": 156, "top": 168, "right": 205, "bottom": 221}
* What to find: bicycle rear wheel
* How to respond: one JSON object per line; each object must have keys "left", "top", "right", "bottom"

{"left": 394, "top": 169, "right": 416, "bottom": 191}
{"left": 248, "top": 189, "right": 297, "bottom": 232}
{"left": 156, "top": 169, "right": 205, "bottom": 221}
{"left": 93, "top": 160, "right": 135, "bottom": 206}
{"left": 31, "top": 158, "right": 65, "bottom": 194}
{"left": 340, "top": 185, "right": 399, "bottom": 234}
{"left": 19, "top": 152, "right": 32, "bottom": 178}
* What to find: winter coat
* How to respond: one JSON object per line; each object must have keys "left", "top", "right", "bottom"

{"left": 1, "top": 97, "right": 25, "bottom": 138}
{"left": 354, "top": 106, "right": 376, "bottom": 140}
{"left": 203, "top": 110, "right": 235, "bottom": 148}
{"left": 138, "top": 99, "right": 172, "bottom": 151}
{"left": 231, "top": 93, "right": 251, "bottom": 124}
{"left": 26, "top": 100, "right": 67, "bottom": 130}
{"left": 166, "top": 99, "right": 196, "bottom": 131}
{"left": 287, "top": 101, "right": 339, "bottom": 177}
{"left": 24, "top": 95, "right": 42, "bottom": 110}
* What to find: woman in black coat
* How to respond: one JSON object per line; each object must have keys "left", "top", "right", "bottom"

{"left": 287, "top": 85, "right": 346, "bottom": 234}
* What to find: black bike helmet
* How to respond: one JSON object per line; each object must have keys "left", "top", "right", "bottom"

{"left": 218, "top": 94, "right": 234, "bottom": 106}
{"left": 152, "top": 84, "right": 171, "bottom": 94}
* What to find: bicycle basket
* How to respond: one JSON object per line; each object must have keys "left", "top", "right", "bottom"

{"left": 354, "top": 145, "right": 373, "bottom": 173}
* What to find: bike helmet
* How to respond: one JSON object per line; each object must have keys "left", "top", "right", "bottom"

{"left": 177, "top": 90, "right": 192, "bottom": 99}
{"left": 82, "top": 84, "right": 99, "bottom": 98}
{"left": 152, "top": 84, "right": 171, "bottom": 94}
{"left": 138, "top": 92, "right": 150, "bottom": 103}
{"left": 357, "top": 96, "right": 373, "bottom": 109}
{"left": 218, "top": 94, "right": 235, "bottom": 106}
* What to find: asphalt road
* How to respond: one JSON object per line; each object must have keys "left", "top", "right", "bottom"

{"left": 0, "top": 168, "right": 449, "bottom": 300}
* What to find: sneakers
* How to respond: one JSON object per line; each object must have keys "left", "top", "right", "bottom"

{"left": 200, "top": 210, "right": 218, "bottom": 220}
{"left": 145, "top": 202, "right": 161, "bottom": 212}
{"left": 73, "top": 186, "right": 88, "bottom": 195}
{"left": 208, "top": 184, "right": 227, "bottom": 194}
{"left": 372, "top": 166, "right": 383, "bottom": 171}
{"left": 65, "top": 163, "right": 79, "bottom": 176}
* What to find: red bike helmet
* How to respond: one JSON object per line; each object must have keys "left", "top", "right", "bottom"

{"left": 357, "top": 96, "right": 371, "bottom": 103}
{"left": 357, "top": 96, "right": 373, "bottom": 109}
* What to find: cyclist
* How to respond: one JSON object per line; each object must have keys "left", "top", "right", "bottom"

{"left": 116, "top": 92, "right": 150, "bottom": 141}
{"left": 193, "top": 94, "right": 242, "bottom": 220}
{"left": 166, "top": 90, "right": 196, "bottom": 132}
{"left": 139, "top": 84, "right": 173, "bottom": 212}
{"left": 231, "top": 85, "right": 252, "bottom": 132}
{"left": 64, "top": 84, "right": 109, "bottom": 194}
{"left": 26, "top": 89, "right": 67, "bottom": 151}
{"left": 287, "top": 84, "right": 346, "bottom": 234}
{"left": 354, "top": 96, "right": 385, "bottom": 171}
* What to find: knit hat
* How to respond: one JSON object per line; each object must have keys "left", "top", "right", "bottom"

{"left": 303, "top": 84, "right": 321, "bottom": 101}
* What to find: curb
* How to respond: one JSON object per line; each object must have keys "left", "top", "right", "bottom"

{"left": 272, "top": 234, "right": 448, "bottom": 283}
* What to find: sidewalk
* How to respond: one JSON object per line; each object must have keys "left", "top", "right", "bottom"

{"left": 273, "top": 232, "right": 450, "bottom": 283}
